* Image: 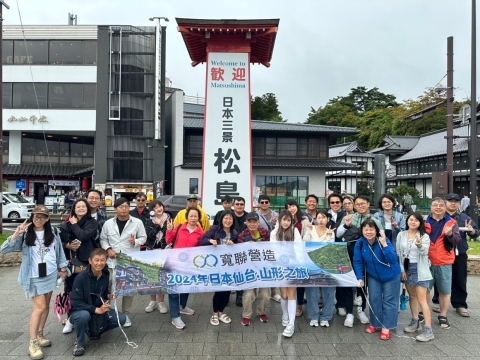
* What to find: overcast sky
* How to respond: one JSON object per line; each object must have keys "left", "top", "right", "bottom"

{"left": 4, "top": 0, "right": 477, "bottom": 122}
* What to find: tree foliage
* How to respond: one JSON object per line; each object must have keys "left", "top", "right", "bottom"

{"left": 251, "top": 93, "right": 285, "bottom": 122}
{"left": 307, "top": 244, "right": 353, "bottom": 273}
{"left": 389, "top": 185, "right": 421, "bottom": 201}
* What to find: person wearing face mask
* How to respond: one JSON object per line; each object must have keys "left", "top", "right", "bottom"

{"left": 373, "top": 194, "right": 406, "bottom": 249}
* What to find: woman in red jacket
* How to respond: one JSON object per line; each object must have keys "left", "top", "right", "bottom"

{"left": 166, "top": 207, "right": 204, "bottom": 329}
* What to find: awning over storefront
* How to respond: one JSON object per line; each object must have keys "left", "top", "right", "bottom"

{"left": 2, "top": 163, "right": 93, "bottom": 177}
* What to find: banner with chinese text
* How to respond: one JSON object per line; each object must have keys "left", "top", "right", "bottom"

{"left": 115, "top": 242, "right": 358, "bottom": 295}
{"left": 202, "top": 52, "right": 252, "bottom": 219}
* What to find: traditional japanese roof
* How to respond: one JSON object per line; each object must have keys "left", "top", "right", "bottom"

{"left": 370, "top": 135, "right": 420, "bottom": 154}
{"left": 2, "top": 164, "right": 92, "bottom": 177}
{"left": 404, "top": 100, "right": 447, "bottom": 122}
{"left": 183, "top": 117, "right": 359, "bottom": 137}
{"left": 183, "top": 157, "right": 360, "bottom": 170}
{"left": 329, "top": 141, "right": 374, "bottom": 158}
{"left": 391, "top": 125, "right": 470, "bottom": 163}
{"left": 176, "top": 18, "right": 279, "bottom": 67}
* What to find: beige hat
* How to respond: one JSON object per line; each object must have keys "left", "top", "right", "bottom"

{"left": 32, "top": 206, "right": 49, "bottom": 216}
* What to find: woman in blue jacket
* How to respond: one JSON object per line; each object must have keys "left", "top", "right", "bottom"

{"left": 200, "top": 210, "right": 238, "bottom": 325}
{"left": 354, "top": 219, "right": 401, "bottom": 340}
{"left": 373, "top": 193, "right": 406, "bottom": 248}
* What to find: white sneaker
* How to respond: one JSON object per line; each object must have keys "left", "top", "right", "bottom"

{"left": 272, "top": 294, "right": 282, "bottom": 303}
{"left": 282, "top": 324, "right": 295, "bottom": 337}
{"left": 320, "top": 320, "right": 329, "bottom": 327}
{"left": 353, "top": 296, "right": 362, "bottom": 306}
{"left": 344, "top": 313, "right": 354, "bottom": 327}
{"left": 310, "top": 319, "right": 319, "bottom": 327}
{"left": 357, "top": 311, "right": 369, "bottom": 324}
{"left": 282, "top": 314, "right": 289, "bottom": 327}
{"left": 157, "top": 302, "right": 168, "bottom": 314}
{"left": 172, "top": 317, "right": 186, "bottom": 329}
{"left": 124, "top": 316, "right": 132, "bottom": 327}
{"left": 62, "top": 319, "right": 74, "bottom": 334}
{"left": 145, "top": 301, "right": 158, "bottom": 313}
{"left": 337, "top": 307, "right": 347, "bottom": 316}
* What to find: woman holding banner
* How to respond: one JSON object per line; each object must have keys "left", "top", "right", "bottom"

{"left": 166, "top": 207, "right": 204, "bottom": 330}
{"left": 200, "top": 210, "right": 238, "bottom": 325}
{"left": 270, "top": 210, "right": 302, "bottom": 338}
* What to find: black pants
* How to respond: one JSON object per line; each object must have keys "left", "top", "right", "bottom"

{"left": 213, "top": 291, "right": 231, "bottom": 313}
{"left": 451, "top": 253, "right": 468, "bottom": 309}
{"left": 297, "top": 287, "right": 305, "bottom": 305}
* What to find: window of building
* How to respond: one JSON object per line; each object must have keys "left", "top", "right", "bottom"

{"left": 84, "top": 41, "right": 97, "bottom": 65}
{"left": 2, "top": 40, "right": 13, "bottom": 64}
{"left": 186, "top": 135, "right": 203, "bottom": 155}
{"left": 113, "top": 151, "right": 143, "bottom": 181}
{"left": 13, "top": 40, "right": 48, "bottom": 64}
{"left": 2, "top": 82, "right": 12, "bottom": 109}
{"left": 298, "top": 138, "right": 308, "bottom": 157}
{"left": 265, "top": 138, "right": 276, "bottom": 156}
{"left": 328, "top": 181, "right": 341, "bottom": 193}
{"left": 48, "top": 83, "right": 83, "bottom": 108}
{"left": 113, "top": 121, "right": 144, "bottom": 136}
{"left": 12, "top": 83, "right": 47, "bottom": 108}
{"left": 277, "top": 138, "right": 297, "bottom": 157}
{"left": 438, "top": 158, "right": 446, "bottom": 171}
{"left": 83, "top": 84, "right": 96, "bottom": 108}
{"left": 256, "top": 176, "right": 308, "bottom": 206}
{"left": 419, "top": 161, "right": 425, "bottom": 173}
{"left": 252, "top": 136, "right": 328, "bottom": 159}
{"left": 49, "top": 41, "right": 84, "bottom": 65}
{"left": 352, "top": 160, "right": 367, "bottom": 171}
{"left": 253, "top": 137, "right": 265, "bottom": 156}
{"left": 2, "top": 134, "right": 9, "bottom": 154}
{"left": 189, "top": 178, "right": 199, "bottom": 194}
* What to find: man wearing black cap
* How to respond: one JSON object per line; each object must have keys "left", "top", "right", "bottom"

{"left": 173, "top": 194, "right": 210, "bottom": 231}
{"left": 237, "top": 212, "right": 270, "bottom": 326}
{"left": 436, "top": 193, "right": 479, "bottom": 317}
{"left": 213, "top": 195, "right": 233, "bottom": 226}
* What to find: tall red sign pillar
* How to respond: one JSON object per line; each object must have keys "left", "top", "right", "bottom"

{"left": 177, "top": 18, "right": 279, "bottom": 219}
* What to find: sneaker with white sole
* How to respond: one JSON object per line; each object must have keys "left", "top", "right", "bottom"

{"left": 157, "top": 302, "right": 168, "bottom": 314}
{"left": 416, "top": 326, "right": 434, "bottom": 342}
{"left": 63, "top": 319, "right": 74, "bottom": 334}
{"left": 124, "top": 316, "right": 132, "bottom": 327}
{"left": 337, "top": 307, "right": 347, "bottom": 316}
{"left": 404, "top": 318, "right": 421, "bottom": 333}
{"left": 172, "top": 317, "right": 186, "bottom": 329}
{"left": 282, "top": 324, "right": 295, "bottom": 337}
{"left": 145, "top": 301, "right": 158, "bottom": 313}
{"left": 272, "top": 294, "right": 282, "bottom": 303}
{"left": 282, "top": 314, "right": 289, "bottom": 327}
{"left": 344, "top": 313, "right": 354, "bottom": 327}
{"left": 320, "top": 320, "right": 329, "bottom": 327}
{"left": 180, "top": 306, "right": 195, "bottom": 315}
{"left": 353, "top": 296, "right": 362, "bottom": 306}
{"left": 310, "top": 319, "right": 319, "bottom": 327}
{"left": 357, "top": 311, "right": 369, "bottom": 324}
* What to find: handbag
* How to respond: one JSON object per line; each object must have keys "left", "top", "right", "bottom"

{"left": 53, "top": 292, "right": 72, "bottom": 322}
{"left": 69, "top": 250, "right": 88, "bottom": 274}
{"left": 341, "top": 225, "right": 361, "bottom": 244}
{"left": 164, "top": 225, "right": 181, "bottom": 249}
{"left": 86, "top": 274, "right": 109, "bottom": 339}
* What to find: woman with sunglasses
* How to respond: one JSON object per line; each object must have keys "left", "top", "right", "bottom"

{"left": 1, "top": 206, "right": 69, "bottom": 359}
{"left": 284, "top": 199, "right": 309, "bottom": 317}
{"left": 60, "top": 198, "right": 98, "bottom": 334}
{"left": 354, "top": 219, "right": 401, "bottom": 340}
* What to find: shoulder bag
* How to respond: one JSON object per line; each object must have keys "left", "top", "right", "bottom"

{"left": 86, "top": 275, "right": 109, "bottom": 339}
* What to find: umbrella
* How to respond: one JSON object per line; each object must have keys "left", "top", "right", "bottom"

{"left": 400, "top": 286, "right": 409, "bottom": 311}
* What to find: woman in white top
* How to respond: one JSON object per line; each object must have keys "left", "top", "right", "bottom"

{"left": 270, "top": 210, "right": 301, "bottom": 338}
{"left": 304, "top": 210, "right": 336, "bottom": 328}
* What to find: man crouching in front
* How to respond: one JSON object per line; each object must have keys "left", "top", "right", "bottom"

{"left": 69, "top": 248, "right": 126, "bottom": 356}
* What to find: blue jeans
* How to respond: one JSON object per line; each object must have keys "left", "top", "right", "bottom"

{"left": 169, "top": 293, "right": 189, "bottom": 318}
{"left": 70, "top": 309, "right": 126, "bottom": 347}
{"left": 367, "top": 275, "right": 400, "bottom": 330}
{"left": 305, "top": 287, "right": 335, "bottom": 321}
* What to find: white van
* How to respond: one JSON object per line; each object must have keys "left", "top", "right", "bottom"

{"left": 2, "top": 192, "right": 36, "bottom": 220}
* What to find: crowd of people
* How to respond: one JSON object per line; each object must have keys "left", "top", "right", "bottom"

{"left": 1, "top": 190, "right": 478, "bottom": 359}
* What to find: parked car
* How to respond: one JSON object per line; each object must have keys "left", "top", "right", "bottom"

{"left": 157, "top": 195, "right": 201, "bottom": 219}
{"left": 2, "top": 192, "right": 36, "bottom": 220}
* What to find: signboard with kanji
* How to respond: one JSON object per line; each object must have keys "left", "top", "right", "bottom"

{"left": 202, "top": 52, "right": 252, "bottom": 219}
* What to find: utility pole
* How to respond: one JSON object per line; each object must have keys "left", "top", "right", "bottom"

{"left": 470, "top": 0, "right": 478, "bottom": 222}
{"left": 0, "top": 1, "right": 10, "bottom": 234}
{"left": 446, "top": 37, "right": 454, "bottom": 193}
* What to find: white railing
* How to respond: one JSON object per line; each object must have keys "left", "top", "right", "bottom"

{"left": 183, "top": 95, "right": 205, "bottom": 105}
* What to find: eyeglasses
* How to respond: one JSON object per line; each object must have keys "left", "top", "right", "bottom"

{"left": 355, "top": 202, "right": 368, "bottom": 207}
{"left": 136, "top": 198, "right": 146, "bottom": 202}
{"left": 432, "top": 203, "right": 445, "bottom": 208}
{"left": 330, "top": 201, "right": 341, "bottom": 204}
{"left": 260, "top": 201, "right": 269, "bottom": 204}
{"left": 234, "top": 203, "right": 245, "bottom": 206}
{"left": 33, "top": 215, "right": 48, "bottom": 221}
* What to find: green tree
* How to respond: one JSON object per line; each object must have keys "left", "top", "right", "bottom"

{"left": 251, "top": 93, "right": 285, "bottom": 122}
{"left": 329, "top": 86, "right": 399, "bottom": 116}
{"left": 390, "top": 185, "right": 421, "bottom": 202}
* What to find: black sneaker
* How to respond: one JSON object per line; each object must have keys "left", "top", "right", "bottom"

{"left": 73, "top": 342, "right": 85, "bottom": 356}
{"left": 236, "top": 296, "right": 242, "bottom": 307}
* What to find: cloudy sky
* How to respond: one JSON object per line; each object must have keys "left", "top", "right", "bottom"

{"left": 4, "top": 0, "right": 477, "bottom": 122}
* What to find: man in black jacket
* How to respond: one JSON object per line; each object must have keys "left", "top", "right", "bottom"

{"left": 69, "top": 248, "right": 126, "bottom": 356}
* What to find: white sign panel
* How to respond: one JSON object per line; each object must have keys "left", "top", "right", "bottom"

{"left": 202, "top": 52, "right": 252, "bottom": 219}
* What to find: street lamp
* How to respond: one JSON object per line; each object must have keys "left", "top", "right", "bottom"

{"left": 149, "top": 16, "right": 169, "bottom": 22}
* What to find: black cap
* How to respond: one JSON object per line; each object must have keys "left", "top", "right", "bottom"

{"left": 245, "top": 212, "right": 259, "bottom": 221}
{"left": 445, "top": 193, "right": 460, "bottom": 201}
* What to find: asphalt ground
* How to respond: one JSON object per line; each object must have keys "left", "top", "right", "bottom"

{"left": 0, "top": 265, "right": 479, "bottom": 360}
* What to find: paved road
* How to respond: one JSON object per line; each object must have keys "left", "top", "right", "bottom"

{"left": 0, "top": 266, "right": 479, "bottom": 359}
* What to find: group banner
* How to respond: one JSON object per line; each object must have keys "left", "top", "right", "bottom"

{"left": 115, "top": 242, "right": 358, "bottom": 296}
